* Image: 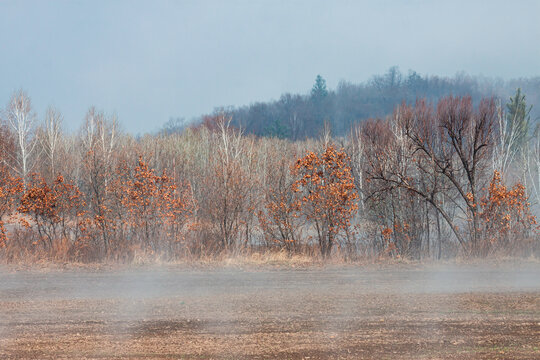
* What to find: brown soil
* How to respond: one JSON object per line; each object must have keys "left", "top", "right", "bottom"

{"left": 0, "top": 265, "right": 539, "bottom": 359}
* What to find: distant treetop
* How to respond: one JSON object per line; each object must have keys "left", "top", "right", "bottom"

{"left": 311, "top": 75, "right": 328, "bottom": 100}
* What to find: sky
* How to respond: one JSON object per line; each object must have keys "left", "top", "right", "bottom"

{"left": 1, "top": 0, "right": 540, "bottom": 134}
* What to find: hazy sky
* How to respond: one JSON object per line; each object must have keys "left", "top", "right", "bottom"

{"left": 1, "top": 0, "right": 539, "bottom": 134}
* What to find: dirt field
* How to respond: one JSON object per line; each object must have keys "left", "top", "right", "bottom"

{"left": 0, "top": 263, "right": 539, "bottom": 359}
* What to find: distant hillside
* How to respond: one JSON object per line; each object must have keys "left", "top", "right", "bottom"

{"left": 164, "top": 67, "right": 540, "bottom": 139}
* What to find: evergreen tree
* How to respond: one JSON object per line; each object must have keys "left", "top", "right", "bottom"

{"left": 311, "top": 75, "right": 328, "bottom": 100}
{"left": 506, "top": 88, "right": 532, "bottom": 154}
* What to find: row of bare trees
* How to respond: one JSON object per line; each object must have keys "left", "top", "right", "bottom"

{"left": 0, "top": 90, "right": 538, "bottom": 262}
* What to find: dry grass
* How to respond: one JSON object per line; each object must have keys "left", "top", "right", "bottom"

{"left": 2, "top": 238, "right": 539, "bottom": 272}
{"left": 220, "top": 250, "right": 318, "bottom": 268}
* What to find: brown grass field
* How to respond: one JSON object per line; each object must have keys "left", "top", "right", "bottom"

{"left": 0, "top": 262, "right": 539, "bottom": 359}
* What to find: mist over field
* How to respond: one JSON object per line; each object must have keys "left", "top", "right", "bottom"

{"left": 1, "top": 1, "right": 540, "bottom": 358}
{"left": 0, "top": 263, "right": 539, "bottom": 358}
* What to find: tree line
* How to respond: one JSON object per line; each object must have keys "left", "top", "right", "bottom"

{"left": 0, "top": 88, "right": 539, "bottom": 262}
{"left": 165, "top": 68, "right": 540, "bottom": 140}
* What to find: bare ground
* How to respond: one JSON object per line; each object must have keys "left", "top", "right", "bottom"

{"left": 0, "top": 264, "right": 539, "bottom": 359}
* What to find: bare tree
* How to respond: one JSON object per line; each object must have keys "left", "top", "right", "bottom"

{"left": 196, "top": 115, "right": 247, "bottom": 250}
{"left": 492, "top": 100, "right": 529, "bottom": 180}
{"left": 39, "top": 106, "right": 63, "bottom": 179}
{"left": 349, "top": 123, "right": 365, "bottom": 211}
{"left": 79, "top": 107, "right": 119, "bottom": 255}
{"left": 3, "top": 90, "right": 37, "bottom": 183}
{"left": 525, "top": 124, "right": 540, "bottom": 208}
{"left": 363, "top": 97, "right": 497, "bottom": 255}
{"left": 402, "top": 97, "right": 497, "bottom": 253}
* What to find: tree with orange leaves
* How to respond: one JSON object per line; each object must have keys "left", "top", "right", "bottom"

{"left": 18, "top": 174, "right": 85, "bottom": 250}
{"left": 479, "top": 171, "right": 537, "bottom": 255}
{"left": 292, "top": 145, "right": 358, "bottom": 257}
{"left": 117, "top": 157, "right": 195, "bottom": 254}
{"left": 0, "top": 166, "right": 23, "bottom": 247}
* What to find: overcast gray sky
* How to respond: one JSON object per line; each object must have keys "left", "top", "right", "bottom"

{"left": 1, "top": 0, "right": 539, "bottom": 133}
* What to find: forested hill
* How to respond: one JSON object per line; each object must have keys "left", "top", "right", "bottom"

{"left": 164, "top": 67, "right": 540, "bottom": 139}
